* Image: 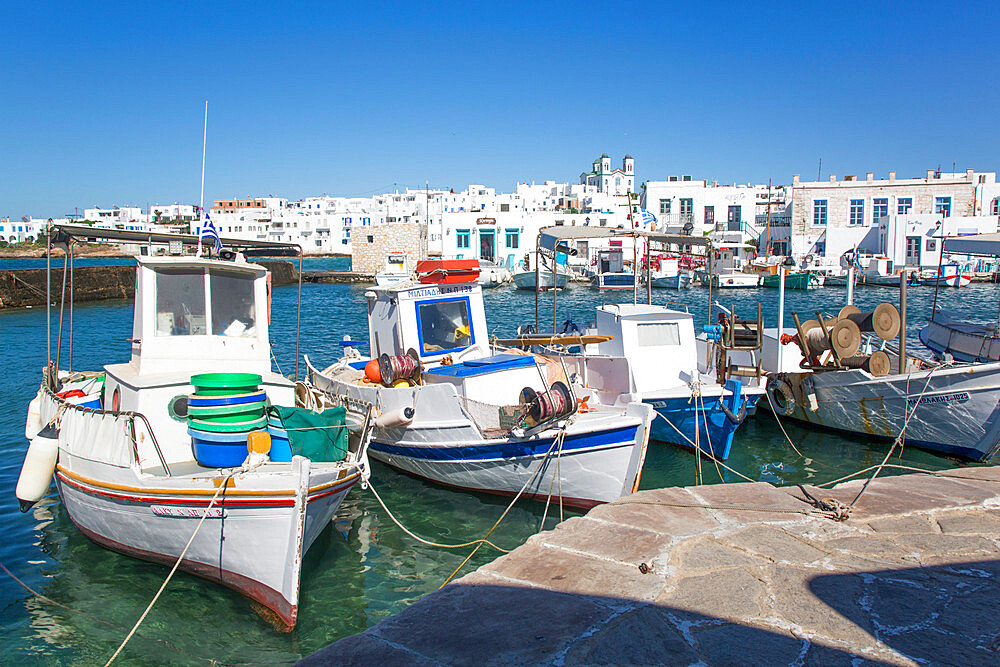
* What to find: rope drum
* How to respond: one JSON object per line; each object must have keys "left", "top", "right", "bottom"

{"left": 379, "top": 351, "right": 421, "bottom": 387}
{"left": 519, "top": 381, "right": 575, "bottom": 427}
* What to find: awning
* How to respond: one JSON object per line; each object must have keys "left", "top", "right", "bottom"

{"left": 943, "top": 233, "right": 1000, "bottom": 257}
{"left": 49, "top": 223, "right": 302, "bottom": 253}
{"left": 537, "top": 225, "right": 637, "bottom": 252}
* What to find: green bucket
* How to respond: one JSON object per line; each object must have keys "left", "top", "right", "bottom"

{"left": 190, "top": 373, "right": 262, "bottom": 396}
{"left": 187, "top": 400, "right": 267, "bottom": 420}
{"left": 189, "top": 415, "right": 268, "bottom": 433}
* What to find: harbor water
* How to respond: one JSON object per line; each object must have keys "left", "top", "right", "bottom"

{"left": 0, "top": 261, "right": 990, "bottom": 664}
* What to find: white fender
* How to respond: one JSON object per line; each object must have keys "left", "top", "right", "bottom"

{"left": 375, "top": 406, "right": 414, "bottom": 429}
{"left": 16, "top": 425, "right": 59, "bottom": 512}
{"left": 24, "top": 393, "right": 42, "bottom": 440}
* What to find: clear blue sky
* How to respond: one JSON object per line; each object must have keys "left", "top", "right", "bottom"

{"left": 3, "top": 1, "right": 998, "bottom": 219}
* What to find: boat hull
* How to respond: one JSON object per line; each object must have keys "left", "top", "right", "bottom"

{"left": 919, "top": 320, "right": 1000, "bottom": 363}
{"left": 644, "top": 384, "right": 761, "bottom": 460}
{"left": 513, "top": 271, "right": 570, "bottom": 291}
{"left": 651, "top": 274, "right": 692, "bottom": 289}
{"left": 52, "top": 460, "right": 357, "bottom": 631}
{"left": 760, "top": 272, "right": 812, "bottom": 290}
{"left": 591, "top": 273, "right": 636, "bottom": 290}
{"left": 368, "top": 421, "right": 646, "bottom": 509}
{"left": 766, "top": 364, "right": 1000, "bottom": 461}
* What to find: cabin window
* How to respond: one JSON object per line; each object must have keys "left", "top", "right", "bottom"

{"left": 636, "top": 322, "right": 681, "bottom": 347}
{"left": 416, "top": 297, "right": 474, "bottom": 355}
{"left": 210, "top": 270, "right": 257, "bottom": 337}
{"left": 154, "top": 269, "right": 207, "bottom": 336}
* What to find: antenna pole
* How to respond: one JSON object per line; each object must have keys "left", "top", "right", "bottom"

{"left": 197, "top": 100, "right": 208, "bottom": 257}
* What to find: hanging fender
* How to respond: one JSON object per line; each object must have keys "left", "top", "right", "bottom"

{"left": 766, "top": 378, "right": 796, "bottom": 416}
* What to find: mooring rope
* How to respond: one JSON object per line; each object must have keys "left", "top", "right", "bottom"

{"left": 652, "top": 410, "right": 757, "bottom": 484}
{"left": 366, "top": 481, "right": 510, "bottom": 553}
{"left": 105, "top": 471, "right": 236, "bottom": 666}
{"left": 439, "top": 426, "right": 566, "bottom": 588}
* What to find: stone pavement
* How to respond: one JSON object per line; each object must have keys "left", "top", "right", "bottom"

{"left": 300, "top": 467, "right": 1000, "bottom": 665}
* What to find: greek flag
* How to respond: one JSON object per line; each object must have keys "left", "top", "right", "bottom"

{"left": 640, "top": 209, "right": 657, "bottom": 226}
{"left": 199, "top": 212, "right": 222, "bottom": 252}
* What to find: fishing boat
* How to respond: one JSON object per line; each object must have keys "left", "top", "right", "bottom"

{"left": 764, "top": 291, "right": 1000, "bottom": 461}
{"left": 590, "top": 249, "right": 636, "bottom": 290}
{"left": 919, "top": 313, "right": 1000, "bottom": 362}
{"left": 649, "top": 257, "right": 693, "bottom": 289}
{"left": 477, "top": 259, "right": 512, "bottom": 287}
{"left": 696, "top": 269, "right": 760, "bottom": 288}
{"left": 15, "top": 225, "right": 373, "bottom": 631}
{"left": 760, "top": 271, "right": 813, "bottom": 290}
{"left": 512, "top": 251, "right": 572, "bottom": 290}
{"left": 919, "top": 263, "right": 972, "bottom": 287}
{"left": 548, "top": 304, "right": 762, "bottom": 460}
{"left": 375, "top": 253, "right": 413, "bottom": 286}
{"left": 305, "top": 260, "right": 654, "bottom": 509}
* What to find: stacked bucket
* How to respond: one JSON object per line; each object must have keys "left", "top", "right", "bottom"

{"left": 187, "top": 373, "right": 290, "bottom": 467}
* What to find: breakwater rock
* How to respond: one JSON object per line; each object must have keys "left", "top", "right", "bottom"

{"left": 0, "top": 260, "right": 298, "bottom": 309}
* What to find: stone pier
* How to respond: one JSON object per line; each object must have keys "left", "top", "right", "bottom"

{"left": 301, "top": 467, "right": 1000, "bottom": 665}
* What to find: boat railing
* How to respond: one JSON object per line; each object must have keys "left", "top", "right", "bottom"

{"left": 43, "top": 366, "right": 172, "bottom": 475}
{"left": 663, "top": 301, "right": 689, "bottom": 313}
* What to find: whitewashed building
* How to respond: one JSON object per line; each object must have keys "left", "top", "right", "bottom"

{"left": 83, "top": 206, "right": 145, "bottom": 225}
{"left": 788, "top": 169, "right": 999, "bottom": 263}
{"left": 880, "top": 214, "right": 1000, "bottom": 269}
{"left": 640, "top": 177, "right": 767, "bottom": 239}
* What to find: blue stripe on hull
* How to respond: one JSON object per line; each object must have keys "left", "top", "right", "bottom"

{"left": 370, "top": 425, "right": 638, "bottom": 462}
{"left": 646, "top": 396, "right": 758, "bottom": 460}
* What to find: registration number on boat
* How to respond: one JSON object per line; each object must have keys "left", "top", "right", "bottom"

{"left": 151, "top": 506, "right": 225, "bottom": 518}
{"left": 906, "top": 392, "right": 970, "bottom": 407}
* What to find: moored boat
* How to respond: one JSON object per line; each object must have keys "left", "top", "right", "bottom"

{"left": 305, "top": 261, "right": 654, "bottom": 508}
{"left": 15, "top": 225, "right": 373, "bottom": 631}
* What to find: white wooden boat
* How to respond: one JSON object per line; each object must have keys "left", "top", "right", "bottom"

{"left": 590, "top": 249, "right": 635, "bottom": 290}
{"left": 920, "top": 264, "right": 972, "bottom": 287}
{"left": 651, "top": 273, "right": 693, "bottom": 289}
{"left": 375, "top": 253, "right": 413, "bottom": 286}
{"left": 477, "top": 259, "right": 512, "bottom": 287}
{"left": 547, "top": 304, "right": 763, "bottom": 460}
{"left": 305, "top": 262, "right": 654, "bottom": 509}
{"left": 696, "top": 269, "right": 760, "bottom": 288}
{"left": 15, "top": 227, "right": 371, "bottom": 631}
{"left": 767, "top": 360, "right": 1000, "bottom": 461}
{"left": 919, "top": 314, "right": 1000, "bottom": 362}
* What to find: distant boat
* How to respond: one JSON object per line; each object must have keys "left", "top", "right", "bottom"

{"left": 696, "top": 269, "right": 759, "bottom": 288}
{"left": 651, "top": 273, "right": 692, "bottom": 289}
{"left": 512, "top": 252, "right": 572, "bottom": 291}
{"left": 477, "top": 259, "right": 512, "bottom": 288}
{"left": 760, "top": 271, "right": 814, "bottom": 290}
{"left": 375, "top": 253, "right": 413, "bottom": 286}
{"left": 919, "top": 312, "right": 1000, "bottom": 362}
{"left": 590, "top": 249, "right": 635, "bottom": 290}
{"left": 920, "top": 264, "right": 972, "bottom": 287}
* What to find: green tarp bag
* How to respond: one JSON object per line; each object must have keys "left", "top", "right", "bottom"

{"left": 268, "top": 405, "right": 349, "bottom": 462}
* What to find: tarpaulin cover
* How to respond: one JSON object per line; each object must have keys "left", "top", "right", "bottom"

{"left": 268, "top": 406, "right": 348, "bottom": 462}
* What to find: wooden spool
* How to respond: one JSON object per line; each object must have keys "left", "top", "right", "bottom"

{"left": 841, "top": 350, "right": 891, "bottom": 377}
{"left": 837, "top": 303, "right": 900, "bottom": 341}
{"left": 802, "top": 319, "right": 861, "bottom": 358}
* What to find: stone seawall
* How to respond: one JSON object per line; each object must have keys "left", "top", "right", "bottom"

{"left": 0, "top": 261, "right": 298, "bottom": 309}
{"left": 301, "top": 467, "right": 1000, "bottom": 665}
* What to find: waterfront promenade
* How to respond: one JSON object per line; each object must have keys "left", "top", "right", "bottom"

{"left": 302, "top": 467, "right": 1000, "bottom": 665}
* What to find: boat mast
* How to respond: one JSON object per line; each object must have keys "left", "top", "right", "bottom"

{"left": 764, "top": 179, "right": 772, "bottom": 259}
{"left": 196, "top": 100, "right": 208, "bottom": 257}
{"left": 931, "top": 217, "right": 945, "bottom": 323}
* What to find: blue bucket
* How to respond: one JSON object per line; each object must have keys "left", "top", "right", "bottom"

{"left": 188, "top": 427, "right": 250, "bottom": 468}
{"left": 267, "top": 423, "right": 292, "bottom": 463}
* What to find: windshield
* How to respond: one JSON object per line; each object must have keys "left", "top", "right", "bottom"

{"left": 154, "top": 269, "right": 207, "bottom": 336}
{"left": 210, "top": 269, "right": 257, "bottom": 337}
{"left": 417, "top": 297, "right": 473, "bottom": 355}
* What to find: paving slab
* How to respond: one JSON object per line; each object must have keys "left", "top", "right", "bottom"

{"left": 301, "top": 467, "right": 1000, "bottom": 666}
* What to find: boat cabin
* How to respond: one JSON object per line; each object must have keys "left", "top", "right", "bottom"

{"left": 575, "top": 304, "right": 700, "bottom": 402}
{"left": 103, "top": 256, "right": 292, "bottom": 469}
{"left": 366, "top": 280, "right": 490, "bottom": 365}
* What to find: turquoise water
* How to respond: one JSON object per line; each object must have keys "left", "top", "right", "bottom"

{"left": 0, "top": 263, "right": 989, "bottom": 664}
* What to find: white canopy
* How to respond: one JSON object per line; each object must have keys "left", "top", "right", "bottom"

{"left": 944, "top": 233, "right": 1000, "bottom": 257}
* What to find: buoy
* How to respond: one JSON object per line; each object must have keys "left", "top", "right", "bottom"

{"left": 364, "top": 359, "right": 382, "bottom": 383}
{"left": 15, "top": 424, "right": 59, "bottom": 513}
{"left": 24, "top": 393, "right": 42, "bottom": 440}
{"left": 375, "top": 406, "right": 415, "bottom": 428}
